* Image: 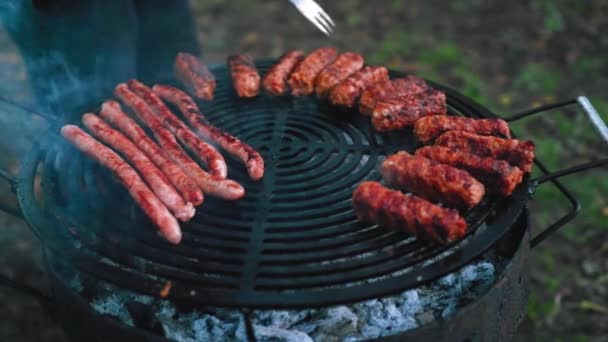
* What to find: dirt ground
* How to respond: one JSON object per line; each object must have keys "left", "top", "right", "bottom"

{"left": 1, "top": 1, "right": 607, "bottom": 341}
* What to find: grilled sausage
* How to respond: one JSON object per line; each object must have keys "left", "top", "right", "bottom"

{"left": 82, "top": 113, "right": 195, "bottom": 222}
{"left": 435, "top": 131, "right": 535, "bottom": 173}
{"left": 359, "top": 76, "right": 429, "bottom": 115}
{"left": 127, "top": 79, "right": 227, "bottom": 179}
{"left": 262, "top": 50, "right": 305, "bottom": 96}
{"left": 328, "top": 66, "right": 389, "bottom": 109}
{"left": 152, "top": 84, "right": 265, "bottom": 181}
{"left": 115, "top": 83, "right": 245, "bottom": 200}
{"left": 414, "top": 115, "right": 511, "bottom": 144}
{"left": 228, "top": 54, "right": 260, "bottom": 98}
{"left": 381, "top": 151, "right": 485, "bottom": 209}
{"left": 287, "top": 47, "right": 338, "bottom": 96}
{"left": 352, "top": 181, "right": 467, "bottom": 245}
{"left": 100, "top": 101, "right": 204, "bottom": 206}
{"left": 415, "top": 146, "right": 524, "bottom": 196}
{"left": 174, "top": 52, "right": 216, "bottom": 100}
{"left": 61, "top": 125, "right": 182, "bottom": 244}
{"left": 314, "top": 52, "right": 364, "bottom": 97}
{"left": 371, "top": 89, "right": 447, "bottom": 132}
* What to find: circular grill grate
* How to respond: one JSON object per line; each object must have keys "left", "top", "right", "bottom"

{"left": 17, "top": 61, "right": 530, "bottom": 308}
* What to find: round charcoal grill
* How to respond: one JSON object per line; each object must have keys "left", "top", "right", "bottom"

{"left": 2, "top": 61, "right": 607, "bottom": 311}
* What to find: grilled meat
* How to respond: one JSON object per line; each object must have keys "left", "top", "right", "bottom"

{"left": 328, "top": 66, "right": 389, "bottom": 109}
{"left": 82, "top": 113, "right": 195, "bottom": 221}
{"left": 228, "top": 54, "right": 261, "bottom": 98}
{"left": 352, "top": 181, "right": 467, "bottom": 245}
{"left": 381, "top": 151, "right": 485, "bottom": 208}
{"left": 416, "top": 146, "right": 524, "bottom": 196}
{"left": 61, "top": 125, "right": 182, "bottom": 244}
{"left": 435, "top": 131, "right": 535, "bottom": 173}
{"left": 100, "top": 101, "right": 204, "bottom": 206}
{"left": 153, "top": 84, "right": 265, "bottom": 181}
{"left": 359, "top": 76, "right": 429, "bottom": 115}
{"left": 314, "top": 52, "right": 364, "bottom": 97}
{"left": 174, "top": 52, "right": 216, "bottom": 101}
{"left": 414, "top": 115, "right": 511, "bottom": 144}
{"left": 115, "top": 83, "right": 245, "bottom": 200}
{"left": 127, "top": 79, "right": 227, "bottom": 179}
{"left": 262, "top": 50, "right": 305, "bottom": 96}
{"left": 371, "top": 89, "right": 447, "bottom": 132}
{"left": 288, "top": 47, "right": 338, "bottom": 96}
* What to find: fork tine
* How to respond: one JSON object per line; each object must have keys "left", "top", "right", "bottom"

{"left": 313, "top": 16, "right": 331, "bottom": 35}
{"left": 318, "top": 7, "right": 335, "bottom": 27}
{"left": 310, "top": 1, "right": 335, "bottom": 28}
{"left": 314, "top": 15, "right": 332, "bottom": 33}
{"left": 291, "top": 0, "right": 335, "bottom": 35}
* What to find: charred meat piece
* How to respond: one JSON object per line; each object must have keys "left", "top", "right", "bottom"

{"left": 82, "top": 113, "right": 195, "bottom": 222}
{"left": 381, "top": 151, "right": 485, "bottom": 209}
{"left": 359, "top": 76, "right": 429, "bottom": 115}
{"left": 174, "top": 52, "right": 216, "bottom": 100}
{"left": 414, "top": 115, "right": 511, "bottom": 144}
{"left": 352, "top": 181, "right": 467, "bottom": 245}
{"left": 416, "top": 146, "right": 524, "bottom": 196}
{"left": 262, "top": 50, "right": 305, "bottom": 96}
{"left": 115, "top": 83, "right": 245, "bottom": 200}
{"left": 127, "top": 79, "right": 227, "bottom": 179}
{"left": 328, "top": 66, "right": 389, "bottom": 108}
{"left": 153, "top": 84, "right": 265, "bottom": 181}
{"left": 435, "top": 131, "right": 535, "bottom": 173}
{"left": 100, "top": 100, "right": 204, "bottom": 206}
{"left": 228, "top": 54, "right": 261, "bottom": 98}
{"left": 314, "top": 52, "right": 364, "bottom": 97}
{"left": 371, "top": 89, "right": 447, "bottom": 132}
{"left": 287, "top": 47, "right": 338, "bottom": 96}
{"left": 61, "top": 125, "right": 182, "bottom": 244}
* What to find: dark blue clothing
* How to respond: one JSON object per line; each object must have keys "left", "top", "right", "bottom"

{"left": 1, "top": 0, "right": 200, "bottom": 120}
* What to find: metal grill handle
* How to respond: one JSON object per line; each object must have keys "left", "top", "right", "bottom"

{"left": 507, "top": 96, "right": 608, "bottom": 247}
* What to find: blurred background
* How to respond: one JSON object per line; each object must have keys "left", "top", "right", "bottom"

{"left": 0, "top": 0, "right": 606, "bottom": 341}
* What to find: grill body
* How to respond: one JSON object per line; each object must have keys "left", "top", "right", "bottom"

{"left": 45, "top": 210, "right": 530, "bottom": 342}
{"left": 15, "top": 61, "right": 532, "bottom": 309}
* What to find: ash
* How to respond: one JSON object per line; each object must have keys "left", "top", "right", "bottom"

{"left": 63, "top": 259, "right": 496, "bottom": 341}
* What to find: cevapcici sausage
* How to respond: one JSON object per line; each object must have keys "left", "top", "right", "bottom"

{"left": 152, "top": 84, "right": 265, "bottom": 181}
{"left": 127, "top": 79, "right": 227, "bottom": 179}
{"left": 228, "top": 54, "right": 261, "bottom": 98}
{"left": 314, "top": 52, "right": 364, "bottom": 97}
{"left": 61, "top": 125, "right": 182, "bottom": 244}
{"left": 174, "top": 52, "right": 216, "bottom": 100}
{"left": 82, "top": 113, "right": 195, "bottom": 221}
{"left": 371, "top": 89, "right": 447, "bottom": 132}
{"left": 416, "top": 146, "right": 524, "bottom": 196}
{"left": 435, "top": 131, "right": 535, "bottom": 173}
{"left": 359, "top": 76, "right": 429, "bottom": 115}
{"left": 352, "top": 181, "right": 467, "bottom": 245}
{"left": 287, "top": 47, "right": 338, "bottom": 96}
{"left": 381, "top": 151, "right": 485, "bottom": 209}
{"left": 100, "top": 100, "right": 204, "bottom": 206}
{"left": 328, "top": 66, "right": 389, "bottom": 108}
{"left": 262, "top": 50, "right": 305, "bottom": 96}
{"left": 115, "top": 83, "right": 245, "bottom": 200}
{"left": 414, "top": 115, "right": 511, "bottom": 144}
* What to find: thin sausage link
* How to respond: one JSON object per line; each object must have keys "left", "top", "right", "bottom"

{"left": 100, "top": 100, "right": 204, "bottom": 206}
{"left": 61, "top": 125, "right": 182, "bottom": 244}
{"left": 115, "top": 83, "right": 245, "bottom": 200}
{"left": 127, "top": 79, "right": 227, "bottom": 179}
{"left": 152, "top": 84, "right": 264, "bottom": 181}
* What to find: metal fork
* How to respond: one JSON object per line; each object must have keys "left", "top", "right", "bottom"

{"left": 289, "top": 0, "right": 335, "bottom": 35}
